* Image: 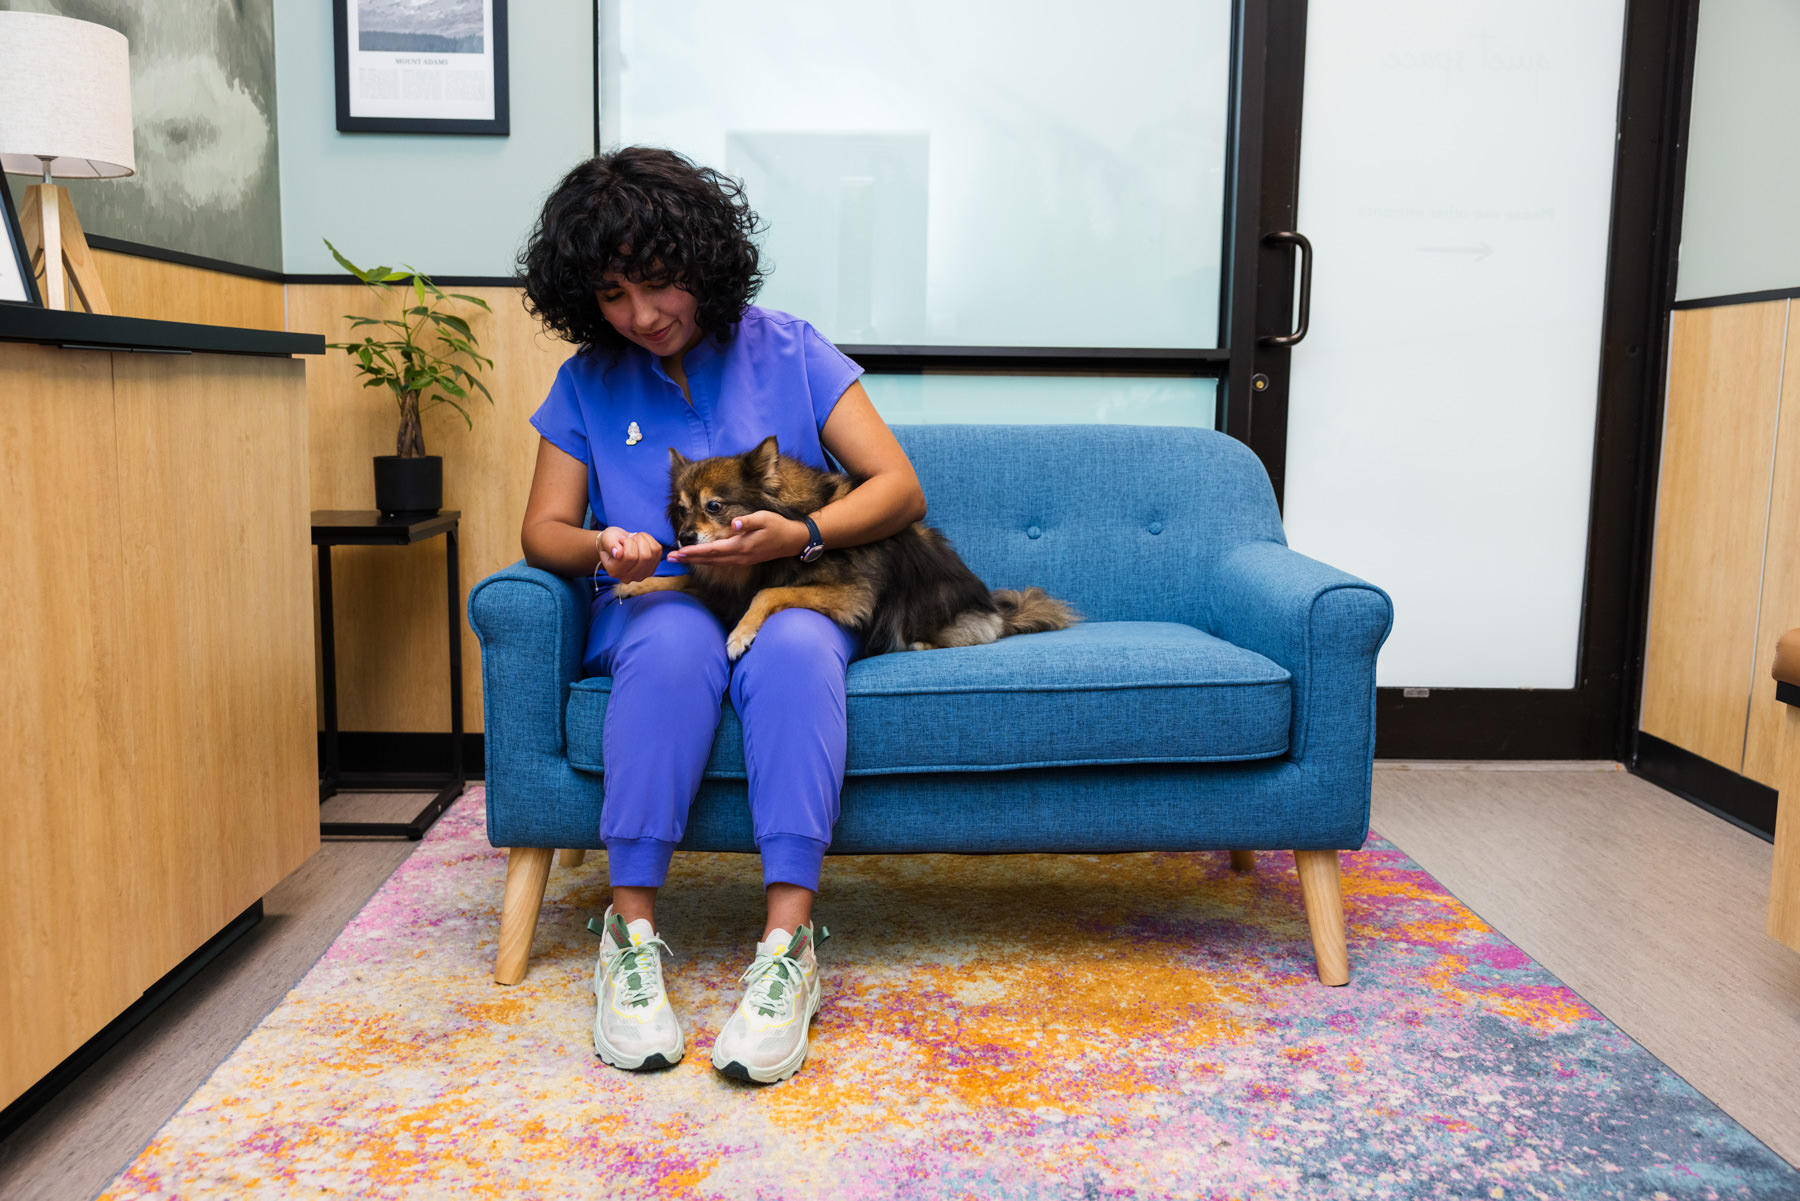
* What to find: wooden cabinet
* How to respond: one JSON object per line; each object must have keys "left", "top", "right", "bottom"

{"left": 0, "top": 340, "right": 318, "bottom": 1108}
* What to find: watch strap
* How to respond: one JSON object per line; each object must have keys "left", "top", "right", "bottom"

{"left": 799, "top": 514, "right": 824, "bottom": 560}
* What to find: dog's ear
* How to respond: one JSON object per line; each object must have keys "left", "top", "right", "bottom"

{"left": 667, "top": 447, "right": 689, "bottom": 470}
{"left": 745, "top": 435, "right": 781, "bottom": 493}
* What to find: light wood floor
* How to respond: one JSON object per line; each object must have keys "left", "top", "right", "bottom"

{"left": 1373, "top": 762, "right": 1800, "bottom": 1168}
{"left": 1, "top": 769, "right": 1796, "bottom": 1199}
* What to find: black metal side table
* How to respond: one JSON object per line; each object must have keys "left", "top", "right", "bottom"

{"left": 313, "top": 510, "right": 465, "bottom": 838}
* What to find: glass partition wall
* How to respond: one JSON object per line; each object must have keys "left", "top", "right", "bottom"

{"left": 595, "top": 0, "right": 1236, "bottom": 428}
{"left": 589, "top": 0, "right": 1696, "bottom": 760}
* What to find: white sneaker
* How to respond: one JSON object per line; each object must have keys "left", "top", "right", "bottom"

{"left": 589, "top": 907, "right": 684, "bottom": 1071}
{"left": 711, "top": 924, "right": 826, "bottom": 1084}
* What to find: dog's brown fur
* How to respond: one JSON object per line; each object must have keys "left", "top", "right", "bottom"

{"left": 613, "top": 435, "right": 1076, "bottom": 659}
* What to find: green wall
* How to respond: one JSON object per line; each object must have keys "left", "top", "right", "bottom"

{"left": 274, "top": 0, "right": 593, "bottom": 276}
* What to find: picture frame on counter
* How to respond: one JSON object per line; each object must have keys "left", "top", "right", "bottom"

{"left": 1, "top": 183, "right": 42, "bottom": 308}
{"left": 334, "top": 0, "right": 510, "bottom": 135}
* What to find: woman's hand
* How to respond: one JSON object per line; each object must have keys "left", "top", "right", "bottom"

{"left": 667, "top": 512, "right": 809, "bottom": 566}
{"left": 598, "top": 526, "right": 664, "bottom": 583}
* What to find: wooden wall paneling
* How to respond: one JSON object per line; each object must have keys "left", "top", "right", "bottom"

{"left": 90, "top": 250, "right": 286, "bottom": 331}
{"left": 0, "top": 345, "right": 151, "bottom": 1105}
{"left": 1641, "top": 301, "right": 1790, "bottom": 770}
{"left": 108, "top": 353, "right": 319, "bottom": 981}
{"left": 288, "top": 285, "right": 572, "bottom": 734}
{"left": 1743, "top": 308, "right": 1800, "bottom": 787}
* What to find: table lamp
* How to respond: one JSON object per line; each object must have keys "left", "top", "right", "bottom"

{"left": 0, "top": 11, "right": 134, "bottom": 314}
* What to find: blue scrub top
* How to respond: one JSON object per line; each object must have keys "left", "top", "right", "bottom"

{"left": 530, "top": 306, "right": 863, "bottom": 584}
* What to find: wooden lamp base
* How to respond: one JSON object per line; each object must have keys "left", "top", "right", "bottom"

{"left": 18, "top": 182, "right": 111, "bottom": 314}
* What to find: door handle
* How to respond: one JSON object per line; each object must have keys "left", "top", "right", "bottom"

{"left": 1260, "top": 231, "right": 1312, "bottom": 347}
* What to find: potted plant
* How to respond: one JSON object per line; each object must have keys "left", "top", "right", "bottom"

{"left": 325, "top": 239, "right": 494, "bottom": 517}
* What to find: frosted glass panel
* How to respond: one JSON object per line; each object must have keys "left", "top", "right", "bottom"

{"left": 1676, "top": 0, "right": 1800, "bottom": 301}
{"left": 863, "top": 375, "right": 1215, "bottom": 426}
{"left": 602, "top": 0, "right": 1231, "bottom": 348}
{"left": 1283, "top": 0, "right": 1625, "bottom": 688}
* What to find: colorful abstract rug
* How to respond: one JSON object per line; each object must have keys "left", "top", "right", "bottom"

{"left": 103, "top": 789, "right": 1796, "bottom": 1200}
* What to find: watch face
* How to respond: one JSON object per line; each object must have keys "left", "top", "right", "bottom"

{"left": 801, "top": 544, "right": 823, "bottom": 562}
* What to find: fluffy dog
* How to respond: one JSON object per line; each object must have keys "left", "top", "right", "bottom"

{"left": 613, "top": 435, "right": 1076, "bottom": 659}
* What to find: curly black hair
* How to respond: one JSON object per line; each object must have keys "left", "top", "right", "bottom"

{"left": 519, "top": 147, "right": 765, "bottom": 354}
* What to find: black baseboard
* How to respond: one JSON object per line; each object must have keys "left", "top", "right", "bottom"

{"left": 84, "top": 233, "right": 285, "bottom": 282}
{"left": 1375, "top": 687, "right": 1616, "bottom": 760}
{"left": 322, "top": 731, "right": 485, "bottom": 779}
{"left": 1631, "top": 731, "right": 1777, "bottom": 841}
{"left": 0, "top": 899, "right": 264, "bottom": 1142}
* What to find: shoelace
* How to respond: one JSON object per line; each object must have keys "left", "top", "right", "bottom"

{"left": 602, "top": 934, "right": 672, "bottom": 1010}
{"left": 738, "top": 950, "right": 805, "bottom": 1020}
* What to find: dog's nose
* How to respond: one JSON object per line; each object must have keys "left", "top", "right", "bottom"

{"left": 677, "top": 530, "right": 698, "bottom": 548}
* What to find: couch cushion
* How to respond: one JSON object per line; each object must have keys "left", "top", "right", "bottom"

{"left": 565, "top": 620, "right": 1290, "bottom": 777}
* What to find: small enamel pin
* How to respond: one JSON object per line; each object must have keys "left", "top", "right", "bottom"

{"left": 625, "top": 421, "right": 643, "bottom": 445}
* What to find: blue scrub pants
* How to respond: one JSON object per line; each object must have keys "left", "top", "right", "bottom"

{"left": 583, "top": 589, "right": 858, "bottom": 893}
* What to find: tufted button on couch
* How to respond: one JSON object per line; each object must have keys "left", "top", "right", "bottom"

{"left": 469, "top": 425, "right": 1393, "bottom": 986}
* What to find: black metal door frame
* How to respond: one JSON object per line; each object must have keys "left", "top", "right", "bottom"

{"left": 1219, "top": 0, "right": 1309, "bottom": 507}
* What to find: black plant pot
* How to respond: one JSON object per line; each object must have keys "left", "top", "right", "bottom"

{"left": 373, "top": 455, "right": 443, "bottom": 518}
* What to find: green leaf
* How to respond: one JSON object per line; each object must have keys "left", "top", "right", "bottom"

{"left": 448, "top": 293, "right": 493, "bottom": 311}
{"left": 412, "top": 275, "right": 426, "bottom": 308}
{"left": 433, "top": 312, "right": 474, "bottom": 339}
{"left": 426, "top": 395, "right": 474, "bottom": 429}
{"left": 323, "top": 238, "right": 374, "bottom": 283}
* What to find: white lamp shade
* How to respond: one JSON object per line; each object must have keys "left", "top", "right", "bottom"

{"left": 0, "top": 12, "right": 134, "bottom": 179}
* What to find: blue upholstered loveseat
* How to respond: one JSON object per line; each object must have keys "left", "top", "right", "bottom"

{"left": 469, "top": 425, "right": 1392, "bottom": 986}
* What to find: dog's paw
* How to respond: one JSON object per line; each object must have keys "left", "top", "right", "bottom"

{"left": 908, "top": 641, "right": 937, "bottom": 652}
{"left": 726, "top": 623, "right": 758, "bottom": 661}
{"left": 612, "top": 581, "right": 650, "bottom": 600}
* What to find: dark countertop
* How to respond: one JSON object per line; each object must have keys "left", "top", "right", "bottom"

{"left": 0, "top": 305, "right": 324, "bottom": 357}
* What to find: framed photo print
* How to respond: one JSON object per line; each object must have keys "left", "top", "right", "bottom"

{"left": 334, "top": 0, "right": 509, "bottom": 135}
{"left": 1, "top": 182, "right": 42, "bottom": 308}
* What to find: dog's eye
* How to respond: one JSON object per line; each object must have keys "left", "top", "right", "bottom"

{"left": 705, "top": 500, "right": 723, "bottom": 515}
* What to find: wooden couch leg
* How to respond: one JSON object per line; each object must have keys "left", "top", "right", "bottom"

{"left": 557, "top": 848, "right": 587, "bottom": 868}
{"left": 495, "top": 847, "right": 554, "bottom": 985}
{"left": 1229, "top": 850, "right": 1255, "bottom": 872}
{"left": 1294, "top": 849, "right": 1349, "bottom": 986}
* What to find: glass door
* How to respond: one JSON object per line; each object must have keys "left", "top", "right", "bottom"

{"left": 1284, "top": 0, "right": 1630, "bottom": 690}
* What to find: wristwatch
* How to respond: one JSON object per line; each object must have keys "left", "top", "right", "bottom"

{"left": 798, "top": 514, "right": 825, "bottom": 562}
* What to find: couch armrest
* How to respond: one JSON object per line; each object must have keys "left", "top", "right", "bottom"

{"left": 467, "top": 560, "right": 588, "bottom": 761}
{"left": 1208, "top": 540, "right": 1393, "bottom": 764}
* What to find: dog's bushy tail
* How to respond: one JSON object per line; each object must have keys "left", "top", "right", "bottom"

{"left": 991, "top": 587, "right": 1079, "bottom": 637}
